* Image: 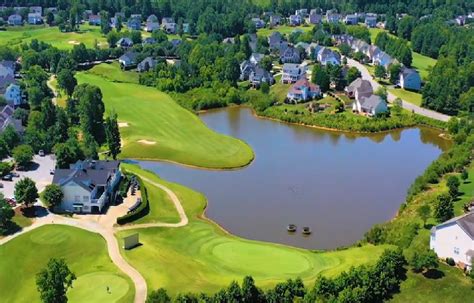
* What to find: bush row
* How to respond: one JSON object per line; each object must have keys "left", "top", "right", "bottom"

{"left": 116, "top": 174, "right": 150, "bottom": 225}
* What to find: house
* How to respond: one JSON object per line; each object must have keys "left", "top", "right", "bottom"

{"left": 430, "top": 212, "right": 474, "bottom": 270}
{"left": 147, "top": 15, "right": 158, "bottom": 23}
{"left": 366, "top": 45, "right": 381, "bottom": 61}
{"left": 281, "top": 63, "right": 306, "bottom": 83}
{"left": 89, "top": 14, "right": 101, "bottom": 26}
{"left": 308, "top": 11, "right": 322, "bottom": 24}
{"left": 249, "top": 67, "right": 275, "bottom": 87}
{"left": 222, "top": 37, "right": 236, "bottom": 44}
{"left": 162, "top": 22, "right": 177, "bottom": 34}
{"left": 287, "top": 78, "right": 321, "bottom": 103}
{"left": 305, "top": 43, "right": 322, "bottom": 59}
{"left": 270, "top": 15, "right": 281, "bottom": 26}
{"left": 280, "top": 46, "right": 301, "bottom": 64}
{"left": 29, "top": 6, "right": 42, "bottom": 15}
{"left": 326, "top": 10, "right": 341, "bottom": 23}
{"left": 170, "top": 39, "right": 182, "bottom": 48}
{"left": 289, "top": 15, "right": 302, "bottom": 26}
{"left": 8, "top": 14, "right": 22, "bottom": 26}
{"left": 295, "top": 42, "right": 309, "bottom": 51}
{"left": 162, "top": 17, "right": 174, "bottom": 25}
{"left": 52, "top": 160, "right": 121, "bottom": 214}
{"left": 142, "top": 37, "right": 157, "bottom": 45}
{"left": 4, "top": 84, "right": 22, "bottom": 106}
{"left": 0, "top": 105, "right": 23, "bottom": 134}
{"left": 344, "top": 14, "right": 358, "bottom": 25}
{"left": 345, "top": 78, "right": 373, "bottom": 100}
{"left": 45, "top": 7, "right": 58, "bottom": 14}
{"left": 249, "top": 53, "right": 265, "bottom": 65}
{"left": 0, "top": 61, "right": 16, "bottom": 95}
{"left": 317, "top": 48, "right": 341, "bottom": 65}
{"left": 239, "top": 60, "right": 255, "bottom": 81}
{"left": 352, "top": 94, "right": 387, "bottom": 116}
{"left": 268, "top": 32, "right": 283, "bottom": 49}
{"left": 351, "top": 39, "right": 370, "bottom": 54}
{"left": 365, "top": 14, "right": 377, "bottom": 27}
{"left": 130, "top": 14, "right": 142, "bottom": 21}
{"left": 145, "top": 20, "right": 160, "bottom": 32}
{"left": 116, "top": 37, "right": 134, "bottom": 49}
{"left": 118, "top": 52, "right": 138, "bottom": 69}
{"left": 373, "top": 51, "right": 394, "bottom": 69}
{"left": 27, "top": 13, "right": 43, "bottom": 25}
{"left": 127, "top": 18, "right": 141, "bottom": 30}
{"left": 137, "top": 57, "right": 157, "bottom": 72}
{"left": 295, "top": 9, "right": 308, "bottom": 17}
{"left": 251, "top": 18, "right": 265, "bottom": 29}
{"left": 399, "top": 67, "right": 421, "bottom": 91}
{"left": 182, "top": 23, "right": 190, "bottom": 34}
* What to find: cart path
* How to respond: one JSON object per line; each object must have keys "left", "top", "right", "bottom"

{"left": 346, "top": 58, "right": 451, "bottom": 122}
{"left": 0, "top": 177, "right": 189, "bottom": 303}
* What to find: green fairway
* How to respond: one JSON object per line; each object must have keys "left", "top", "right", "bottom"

{"left": 76, "top": 65, "right": 254, "bottom": 168}
{"left": 117, "top": 164, "right": 391, "bottom": 295}
{"left": 0, "top": 225, "right": 134, "bottom": 303}
{"left": 389, "top": 88, "right": 423, "bottom": 106}
{"left": 0, "top": 24, "right": 108, "bottom": 49}
{"left": 257, "top": 25, "right": 313, "bottom": 37}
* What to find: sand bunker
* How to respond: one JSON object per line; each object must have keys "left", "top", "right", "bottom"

{"left": 68, "top": 40, "right": 80, "bottom": 45}
{"left": 138, "top": 139, "right": 156, "bottom": 145}
{"left": 118, "top": 122, "right": 129, "bottom": 127}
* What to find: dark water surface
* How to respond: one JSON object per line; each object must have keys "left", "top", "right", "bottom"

{"left": 138, "top": 107, "right": 450, "bottom": 249}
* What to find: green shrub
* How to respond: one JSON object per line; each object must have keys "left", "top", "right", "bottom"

{"left": 446, "top": 257, "right": 455, "bottom": 266}
{"left": 116, "top": 175, "right": 150, "bottom": 225}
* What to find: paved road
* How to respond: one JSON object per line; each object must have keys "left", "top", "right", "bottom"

{"left": 0, "top": 174, "right": 189, "bottom": 303}
{"left": 346, "top": 58, "right": 451, "bottom": 122}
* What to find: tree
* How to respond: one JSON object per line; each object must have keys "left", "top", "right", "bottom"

{"left": 146, "top": 288, "right": 171, "bottom": 303}
{"left": 100, "top": 11, "right": 111, "bottom": 35}
{"left": 1, "top": 125, "right": 20, "bottom": 149}
{"left": 0, "top": 194, "right": 14, "bottom": 234}
{"left": 260, "top": 82, "right": 270, "bottom": 94}
{"left": 116, "top": 16, "right": 123, "bottom": 32}
{"left": 242, "top": 276, "right": 263, "bottom": 303}
{"left": 43, "top": 184, "right": 63, "bottom": 209}
{"left": 14, "top": 177, "right": 39, "bottom": 208}
{"left": 311, "top": 64, "right": 330, "bottom": 92}
{"left": 57, "top": 69, "right": 77, "bottom": 96}
{"left": 12, "top": 145, "right": 34, "bottom": 168}
{"left": 54, "top": 139, "right": 84, "bottom": 169}
{"left": 447, "top": 175, "right": 460, "bottom": 198}
{"left": 107, "top": 31, "right": 119, "bottom": 48}
{"left": 460, "top": 87, "right": 474, "bottom": 113}
{"left": 374, "top": 64, "right": 386, "bottom": 80}
{"left": 434, "top": 194, "right": 453, "bottom": 222}
{"left": 346, "top": 67, "right": 361, "bottom": 85}
{"left": 36, "top": 258, "right": 76, "bottom": 303}
{"left": 259, "top": 56, "right": 273, "bottom": 72}
{"left": 375, "top": 86, "right": 388, "bottom": 102}
{"left": 389, "top": 63, "right": 402, "bottom": 84}
{"left": 73, "top": 84, "right": 105, "bottom": 143}
{"left": 410, "top": 250, "right": 438, "bottom": 273}
{"left": 461, "top": 170, "right": 469, "bottom": 182}
{"left": 105, "top": 112, "right": 121, "bottom": 159}
{"left": 335, "top": 101, "right": 345, "bottom": 113}
{"left": 417, "top": 205, "right": 430, "bottom": 227}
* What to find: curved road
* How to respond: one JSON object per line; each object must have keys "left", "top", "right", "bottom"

{"left": 0, "top": 175, "right": 189, "bottom": 303}
{"left": 346, "top": 58, "right": 451, "bottom": 122}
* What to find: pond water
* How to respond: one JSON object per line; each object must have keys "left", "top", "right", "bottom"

{"left": 138, "top": 107, "right": 450, "bottom": 249}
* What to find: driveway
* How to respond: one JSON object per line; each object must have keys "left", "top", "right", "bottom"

{"left": 1, "top": 155, "right": 56, "bottom": 199}
{"left": 346, "top": 58, "right": 451, "bottom": 122}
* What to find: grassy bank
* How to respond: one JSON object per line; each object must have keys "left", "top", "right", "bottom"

{"left": 0, "top": 225, "right": 134, "bottom": 303}
{"left": 389, "top": 88, "right": 423, "bottom": 106}
{"left": 257, "top": 25, "right": 313, "bottom": 37}
{"left": 76, "top": 66, "right": 254, "bottom": 169}
{"left": 117, "top": 164, "right": 391, "bottom": 296}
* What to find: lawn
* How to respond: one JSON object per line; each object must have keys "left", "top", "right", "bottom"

{"left": 270, "top": 82, "right": 291, "bottom": 102}
{"left": 0, "top": 225, "right": 134, "bottom": 303}
{"left": 388, "top": 88, "right": 423, "bottom": 106}
{"left": 77, "top": 65, "right": 254, "bottom": 169}
{"left": 85, "top": 62, "right": 139, "bottom": 84}
{"left": 0, "top": 24, "right": 108, "bottom": 49}
{"left": 257, "top": 25, "right": 313, "bottom": 37}
{"left": 117, "top": 164, "right": 392, "bottom": 296}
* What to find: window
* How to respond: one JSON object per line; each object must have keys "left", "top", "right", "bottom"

{"left": 83, "top": 196, "right": 89, "bottom": 202}
{"left": 74, "top": 195, "right": 80, "bottom": 202}
{"left": 454, "top": 247, "right": 460, "bottom": 255}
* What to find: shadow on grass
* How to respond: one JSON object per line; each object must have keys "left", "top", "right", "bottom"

{"left": 21, "top": 205, "right": 48, "bottom": 218}
{"left": 1, "top": 221, "right": 21, "bottom": 237}
{"left": 423, "top": 269, "right": 445, "bottom": 280}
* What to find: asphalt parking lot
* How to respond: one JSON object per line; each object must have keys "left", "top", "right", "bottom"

{"left": 1, "top": 155, "right": 56, "bottom": 199}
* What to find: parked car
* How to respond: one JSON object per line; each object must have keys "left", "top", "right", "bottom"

{"left": 39, "top": 150, "right": 45, "bottom": 157}
{"left": 2, "top": 174, "right": 13, "bottom": 181}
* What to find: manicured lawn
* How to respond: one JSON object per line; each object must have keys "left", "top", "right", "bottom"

{"left": 270, "top": 82, "right": 291, "bottom": 102}
{"left": 389, "top": 88, "right": 423, "bottom": 106}
{"left": 118, "top": 164, "right": 392, "bottom": 296}
{"left": 77, "top": 65, "right": 254, "bottom": 168}
{"left": 411, "top": 51, "right": 437, "bottom": 81}
{"left": 0, "top": 225, "right": 134, "bottom": 303}
{"left": 257, "top": 25, "right": 313, "bottom": 37}
{"left": 86, "top": 62, "right": 139, "bottom": 84}
{"left": 454, "top": 164, "right": 474, "bottom": 215}
{"left": 0, "top": 24, "right": 108, "bottom": 49}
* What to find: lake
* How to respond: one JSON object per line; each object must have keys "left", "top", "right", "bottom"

{"left": 138, "top": 107, "right": 450, "bottom": 249}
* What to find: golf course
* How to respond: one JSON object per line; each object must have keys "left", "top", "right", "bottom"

{"left": 76, "top": 65, "right": 254, "bottom": 169}
{"left": 0, "top": 225, "right": 134, "bottom": 303}
{"left": 117, "top": 164, "right": 391, "bottom": 295}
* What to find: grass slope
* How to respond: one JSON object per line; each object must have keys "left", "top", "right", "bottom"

{"left": 0, "top": 24, "right": 107, "bottom": 49}
{"left": 0, "top": 225, "right": 134, "bottom": 303}
{"left": 388, "top": 88, "right": 423, "bottom": 106}
{"left": 257, "top": 25, "right": 313, "bottom": 37}
{"left": 76, "top": 66, "right": 253, "bottom": 169}
{"left": 117, "top": 164, "right": 391, "bottom": 296}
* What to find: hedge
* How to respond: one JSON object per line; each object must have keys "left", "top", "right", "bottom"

{"left": 116, "top": 174, "right": 150, "bottom": 225}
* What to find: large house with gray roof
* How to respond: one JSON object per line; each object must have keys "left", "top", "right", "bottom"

{"left": 352, "top": 94, "right": 387, "bottom": 116}
{"left": 431, "top": 212, "right": 474, "bottom": 270}
{"left": 0, "top": 105, "right": 23, "bottom": 134}
{"left": 399, "top": 67, "right": 422, "bottom": 91}
{"left": 52, "top": 160, "right": 121, "bottom": 213}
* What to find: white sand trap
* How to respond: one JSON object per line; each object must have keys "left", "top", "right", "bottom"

{"left": 68, "top": 40, "right": 80, "bottom": 45}
{"left": 138, "top": 139, "right": 156, "bottom": 145}
{"left": 118, "top": 122, "right": 129, "bottom": 127}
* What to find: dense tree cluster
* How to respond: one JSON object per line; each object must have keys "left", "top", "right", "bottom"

{"left": 374, "top": 32, "right": 412, "bottom": 67}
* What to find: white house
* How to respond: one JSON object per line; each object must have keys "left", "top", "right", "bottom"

{"left": 352, "top": 94, "right": 388, "bottom": 116}
{"left": 4, "top": 83, "right": 22, "bottom": 106}
{"left": 430, "top": 212, "right": 474, "bottom": 270}
{"left": 27, "top": 13, "right": 43, "bottom": 25}
{"left": 52, "top": 160, "right": 121, "bottom": 214}
{"left": 281, "top": 63, "right": 306, "bottom": 84}
{"left": 399, "top": 67, "right": 422, "bottom": 91}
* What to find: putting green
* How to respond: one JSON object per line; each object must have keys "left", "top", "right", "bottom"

{"left": 77, "top": 66, "right": 254, "bottom": 169}
{"left": 0, "top": 225, "right": 134, "bottom": 303}
{"left": 68, "top": 272, "right": 130, "bottom": 303}
{"left": 117, "top": 164, "right": 392, "bottom": 295}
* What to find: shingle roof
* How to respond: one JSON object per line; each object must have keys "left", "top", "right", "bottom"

{"left": 360, "top": 94, "right": 384, "bottom": 111}
{"left": 347, "top": 78, "right": 372, "bottom": 95}
{"left": 436, "top": 212, "right": 474, "bottom": 239}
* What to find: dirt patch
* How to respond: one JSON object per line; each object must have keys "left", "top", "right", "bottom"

{"left": 118, "top": 122, "right": 129, "bottom": 128}
{"left": 68, "top": 40, "right": 80, "bottom": 45}
{"left": 138, "top": 139, "right": 156, "bottom": 145}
